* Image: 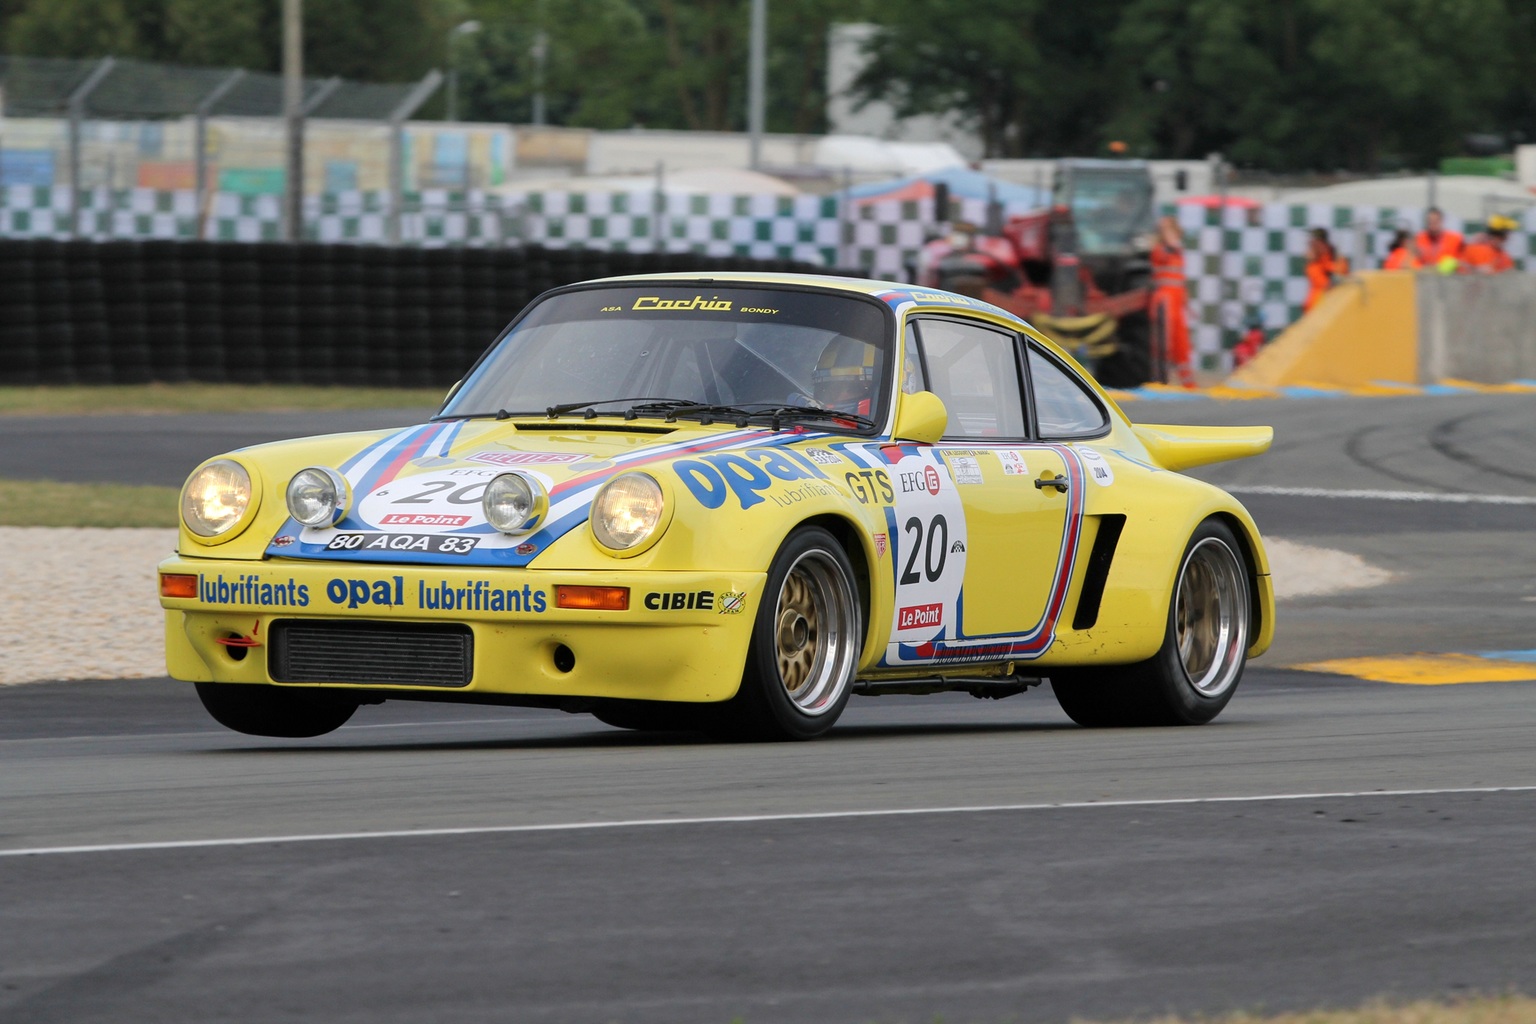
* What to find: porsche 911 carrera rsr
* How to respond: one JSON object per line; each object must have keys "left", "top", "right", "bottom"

{"left": 159, "top": 273, "right": 1274, "bottom": 740}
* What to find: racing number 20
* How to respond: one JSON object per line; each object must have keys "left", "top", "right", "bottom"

{"left": 393, "top": 480, "right": 487, "bottom": 504}
{"left": 899, "top": 514, "right": 948, "bottom": 585}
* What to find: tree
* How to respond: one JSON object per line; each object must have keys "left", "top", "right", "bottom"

{"left": 454, "top": 0, "right": 866, "bottom": 132}
{"left": 769, "top": 0, "right": 874, "bottom": 135}
{"left": 845, "top": 0, "right": 1125, "bottom": 157}
{"left": 1103, "top": 0, "right": 1293, "bottom": 164}
{"left": 1492, "top": 0, "right": 1536, "bottom": 150}
{"left": 303, "top": 0, "right": 449, "bottom": 83}
{"left": 1305, "top": 0, "right": 1513, "bottom": 169}
{"left": 452, "top": 0, "right": 662, "bottom": 128}
{"left": 3, "top": 0, "right": 451, "bottom": 81}
{"left": 164, "top": 0, "right": 267, "bottom": 70}
{"left": 1104, "top": 0, "right": 1520, "bottom": 171}
{"left": 5, "top": 0, "right": 148, "bottom": 60}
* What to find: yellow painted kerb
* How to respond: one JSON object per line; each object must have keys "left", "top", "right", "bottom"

{"left": 1294, "top": 653, "right": 1536, "bottom": 685}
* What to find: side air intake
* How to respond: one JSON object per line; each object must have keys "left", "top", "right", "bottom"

{"left": 1072, "top": 515, "right": 1125, "bottom": 631}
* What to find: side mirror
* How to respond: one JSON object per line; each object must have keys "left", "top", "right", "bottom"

{"left": 893, "top": 390, "right": 947, "bottom": 444}
{"left": 441, "top": 379, "right": 463, "bottom": 410}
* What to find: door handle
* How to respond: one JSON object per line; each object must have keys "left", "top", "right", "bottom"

{"left": 1034, "top": 474, "right": 1068, "bottom": 493}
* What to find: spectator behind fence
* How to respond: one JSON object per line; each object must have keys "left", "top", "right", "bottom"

{"left": 1381, "top": 229, "right": 1421, "bottom": 270}
{"left": 1460, "top": 215, "right": 1517, "bottom": 274}
{"left": 1414, "top": 207, "right": 1464, "bottom": 271}
{"left": 1303, "top": 228, "right": 1349, "bottom": 313}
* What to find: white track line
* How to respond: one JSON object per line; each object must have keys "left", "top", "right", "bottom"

{"left": 1226, "top": 485, "right": 1536, "bottom": 505}
{"left": 6, "top": 785, "right": 1534, "bottom": 858}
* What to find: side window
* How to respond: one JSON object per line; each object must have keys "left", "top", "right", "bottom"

{"left": 1027, "top": 345, "right": 1110, "bottom": 437}
{"left": 912, "top": 319, "right": 1025, "bottom": 439}
{"left": 901, "top": 328, "right": 927, "bottom": 394}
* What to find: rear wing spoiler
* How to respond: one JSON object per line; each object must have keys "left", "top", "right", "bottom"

{"left": 1131, "top": 424, "right": 1273, "bottom": 472}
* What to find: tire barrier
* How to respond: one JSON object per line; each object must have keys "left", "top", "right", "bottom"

{"left": 0, "top": 240, "right": 857, "bottom": 388}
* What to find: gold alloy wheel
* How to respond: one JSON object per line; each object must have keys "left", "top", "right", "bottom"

{"left": 772, "top": 549, "right": 857, "bottom": 715}
{"left": 1174, "top": 537, "right": 1249, "bottom": 697}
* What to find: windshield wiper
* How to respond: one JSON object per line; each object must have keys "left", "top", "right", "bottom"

{"left": 543, "top": 397, "right": 698, "bottom": 419}
{"left": 622, "top": 402, "right": 755, "bottom": 426}
{"left": 433, "top": 397, "right": 696, "bottom": 421}
{"left": 746, "top": 404, "right": 876, "bottom": 431}
{"left": 645, "top": 402, "right": 875, "bottom": 432}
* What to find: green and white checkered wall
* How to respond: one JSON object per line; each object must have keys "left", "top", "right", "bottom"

{"left": 0, "top": 186, "right": 521, "bottom": 246}
{"left": 0, "top": 186, "right": 1004, "bottom": 264}
{"left": 2, "top": 185, "right": 1529, "bottom": 370}
{"left": 520, "top": 192, "right": 1004, "bottom": 268}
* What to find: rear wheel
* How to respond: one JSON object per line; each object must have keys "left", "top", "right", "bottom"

{"left": 195, "top": 682, "right": 358, "bottom": 738}
{"left": 703, "top": 526, "right": 861, "bottom": 741}
{"left": 1051, "top": 519, "right": 1251, "bottom": 726}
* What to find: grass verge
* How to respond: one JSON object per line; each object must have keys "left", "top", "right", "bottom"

{"left": 0, "top": 383, "right": 446, "bottom": 416}
{"left": 4, "top": 383, "right": 445, "bottom": 526}
{"left": 0, "top": 478, "right": 180, "bottom": 528}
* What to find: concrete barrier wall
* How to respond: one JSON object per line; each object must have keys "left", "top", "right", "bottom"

{"left": 1418, "top": 274, "right": 1536, "bottom": 383}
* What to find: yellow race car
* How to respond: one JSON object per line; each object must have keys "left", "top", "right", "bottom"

{"left": 159, "top": 273, "right": 1274, "bottom": 740}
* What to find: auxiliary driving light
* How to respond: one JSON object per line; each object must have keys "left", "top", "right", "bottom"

{"left": 483, "top": 472, "right": 548, "bottom": 534}
{"left": 286, "top": 467, "right": 351, "bottom": 528}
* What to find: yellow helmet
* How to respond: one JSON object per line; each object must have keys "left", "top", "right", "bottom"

{"left": 814, "top": 335, "right": 877, "bottom": 386}
{"left": 812, "top": 335, "right": 878, "bottom": 409}
{"left": 1487, "top": 214, "right": 1518, "bottom": 234}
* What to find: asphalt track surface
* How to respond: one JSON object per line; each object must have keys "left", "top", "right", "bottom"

{"left": 3, "top": 394, "right": 1535, "bottom": 1023}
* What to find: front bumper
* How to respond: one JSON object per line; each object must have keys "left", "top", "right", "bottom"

{"left": 159, "top": 557, "right": 765, "bottom": 703}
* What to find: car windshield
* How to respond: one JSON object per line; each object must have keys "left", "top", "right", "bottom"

{"left": 441, "top": 284, "right": 892, "bottom": 428}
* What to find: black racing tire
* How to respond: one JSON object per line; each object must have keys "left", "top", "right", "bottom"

{"left": 1050, "top": 518, "right": 1251, "bottom": 727}
{"left": 590, "top": 699, "right": 699, "bottom": 733}
{"left": 702, "top": 526, "right": 862, "bottom": 741}
{"left": 194, "top": 682, "right": 358, "bottom": 738}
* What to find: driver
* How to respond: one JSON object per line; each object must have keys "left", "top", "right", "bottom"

{"left": 809, "top": 335, "right": 878, "bottom": 415}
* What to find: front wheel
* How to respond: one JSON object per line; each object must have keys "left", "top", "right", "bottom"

{"left": 704, "top": 526, "right": 862, "bottom": 741}
{"left": 195, "top": 682, "right": 358, "bottom": 738}
{"left": 1051, "top": 519, "right": 1251, "bottom": 727}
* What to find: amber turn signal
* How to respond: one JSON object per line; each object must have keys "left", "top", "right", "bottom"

{"left": 555, "top": 585, "right": 629, "bottom": 611}
{"left": 160, "top": 573, "right": 198, "bottom": 598}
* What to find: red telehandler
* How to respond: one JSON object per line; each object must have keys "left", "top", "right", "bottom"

{"left": 917, "top": 158, "right": 1158, "bottom": 387}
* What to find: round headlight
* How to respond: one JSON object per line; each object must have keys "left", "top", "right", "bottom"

{"left": 591, "top": 473, "right": 665, "bottom": 551}
{"left": 182, "top": 459, "right": 253, "bottom": 538}
{"left": 286, "top": 467, "right": 350, "bottom": 528}
{"left": 483, "top": 472, "right": 548, "bottom": 534}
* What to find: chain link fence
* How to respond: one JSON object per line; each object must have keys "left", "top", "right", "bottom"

{"left": 0, "top": 54, "right": 517, "bottom": 241}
